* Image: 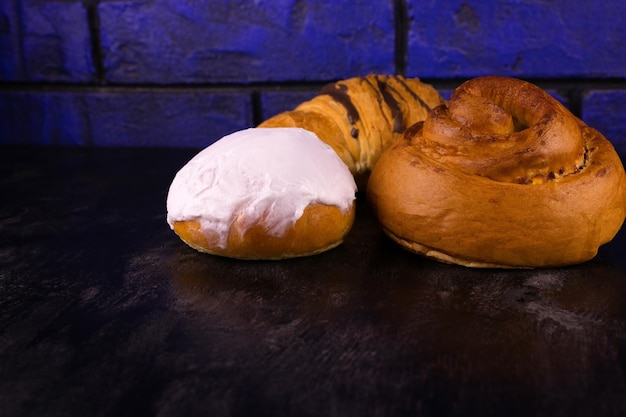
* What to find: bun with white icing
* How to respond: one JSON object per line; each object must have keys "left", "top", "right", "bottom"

{"left": 167, "top": 128, "right": 356, "bottom": 260}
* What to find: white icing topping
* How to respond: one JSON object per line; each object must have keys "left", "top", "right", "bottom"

{"left": 166, "top": 127, "right": 357, "bottom": 248}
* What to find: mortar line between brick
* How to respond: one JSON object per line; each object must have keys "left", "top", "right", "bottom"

{"left": 251, "top": 91, "right": 264, "bottom": 126}
{"left": 394, "top": 0, "right": 408, "bottom": 76}
{"left": 0, "top": 81, "right": 329, "bottom": 94}
{"left": 85, "top": 1, "right": 106, "bottom": 85}
{"left": 567, "top": 88, "right": 584, "bottom": 119}
{"left": 1, "top": 79, "right": 625, "bottom": 95}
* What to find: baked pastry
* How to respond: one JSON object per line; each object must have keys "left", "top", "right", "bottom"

{"left": 367, "top": 76, "right": 626, "bottom": 268}
{"left": 167, "top": 74, "right": 444, "bottom": 260}
{"left": 167, "top": 127, "right": 357, "bottom": 260}
{"left": 259, "top": 74, "right": 445, "bottom": 178}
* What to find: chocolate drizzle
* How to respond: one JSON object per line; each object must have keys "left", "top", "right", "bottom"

{"left": 396, "top": 77, "right": 434, "bottom": 113}
{"left": 321, "top": 82, "right": 360, "bottom": 138}
{"left": 320, "top": 76, "right": 433, "bottom": 140}
{"left": 376, "top": 79, "right": 404, "bottom": 133}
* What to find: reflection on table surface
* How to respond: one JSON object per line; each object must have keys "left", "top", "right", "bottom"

{"left": 2, "top": 145, "right": 625, "bottom": 417}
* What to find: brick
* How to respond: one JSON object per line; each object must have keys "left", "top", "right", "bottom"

{"left": 407, "top": 1, "right": 626, "bottom": 79}
{"left": 0, "top": 1, "right": 22, "bottom": 80}
{"left": 0, "top": 91, "right": 89, "bottom": 145}
{"left": 87, "top": 91, "right": 253, "bottom": 147}
{"left": 98, "top": 0, "right": 395, "bottom": 84}
{"left": 582, "top": 90, "right": 626, "bottom": 155}
{"left": 21, "top": 0, "right": 95, "bottom": 82}
{"left": 0, "top": 90, "right": 253, "bottom": 147}
{"left": 260, "top": 89, "right": 319, "bottom": 121}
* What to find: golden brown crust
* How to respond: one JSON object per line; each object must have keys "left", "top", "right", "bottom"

{"left": 367, "top": 76, "right": 626, "bottom": 268}
{"left": 259, "top": 74, "right": 445, "bottom": 175}
{"left": 182, "top": 74, "right": 441, "bottom": 260}
{"left": 172, "top": 202, "right": 356, "bottom": 260}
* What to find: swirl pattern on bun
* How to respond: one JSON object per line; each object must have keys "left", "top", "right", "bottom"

{"left": 367, "top": 76, "right": 626, "bottom": 268}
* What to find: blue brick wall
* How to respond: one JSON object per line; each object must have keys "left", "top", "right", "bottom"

{"left": 406, "top": 2, "right": 626, "bottom": 78}
{"left": 98, "top": 0, "right": 395, "bottom": 84}
{"left": 1, "top": 0, "right": 625, "bottom": 151}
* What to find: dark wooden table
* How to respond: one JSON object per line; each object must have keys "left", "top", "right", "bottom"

{"left": 2, "top": 145, "right": 626, "bottom": 417}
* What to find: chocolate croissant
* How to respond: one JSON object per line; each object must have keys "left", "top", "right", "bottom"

{"left": 367, "top": 76, "right": 626, "bottom": 268}
{"left": 259, "top": 74, "right": 445, "bottom": 176}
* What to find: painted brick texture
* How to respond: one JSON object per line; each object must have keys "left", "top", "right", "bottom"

{"left": 98, "top": 0, "right": 395, "bottom": 84}
{"left": 2, "top": 0, "right": 95, "bottom": 82}
{"left": 583, "top": 90, "right": 626, "bottom": 156}
{"left": 0, "top": 1, "right": 22, "bottom": 80}
{"left": 1, "top": 0, "right": 625, "bottom": 149}
{"left": 406, "top": 1, "right": 626, "bottom": 79}
{"left": 0, "top": 89, "right": 252, "bottom": 147}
